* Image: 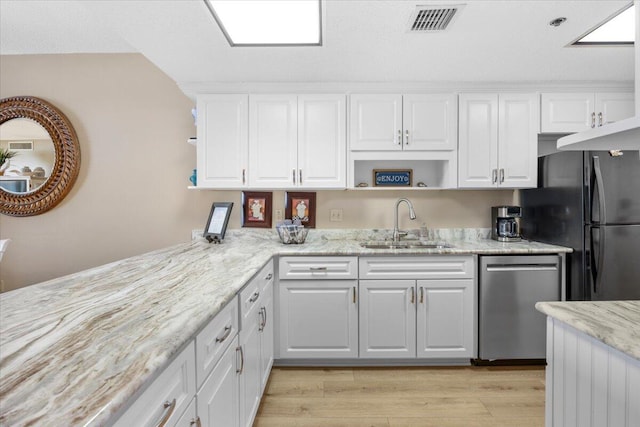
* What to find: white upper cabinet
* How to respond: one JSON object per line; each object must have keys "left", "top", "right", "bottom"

{"left": 541, "top": 92, "right": 634, "bottom": 133}
{"left": 350, "top": 94, "right": 457, "bottom": 151}
{"left": 197, "top": 94, "right": 248, "bottom": 188}
{"left": 248, "top": 95, "right": 298, "bottom": 188}
{"left": 297, "top": 95, "right": 346, "bottom": 188}
{"left": 459, "top": 93, "right": 538, "bottom": 189}
{"left": 249, "top": 94, "right": 346, "bottom": 189}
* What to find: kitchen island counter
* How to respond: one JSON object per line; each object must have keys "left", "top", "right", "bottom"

{"left": 0, "top": 229, "right": 570, "bottom": 426}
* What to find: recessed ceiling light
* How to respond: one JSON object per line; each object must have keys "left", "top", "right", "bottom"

{"left": 549, "top": 17, "right": 566, "bottom": 27}
{"left": 203, "top": 0, "right": 322, "bottom": 47}
{"left": 572, "top": 3, "right": 635, "bottom": 45}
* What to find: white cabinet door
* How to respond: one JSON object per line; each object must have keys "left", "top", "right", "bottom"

{"left": 417, "top": 279, "right": 475, "bottom": 358}
{"left": 259, "top": 280, "right": 274, "bottom": 392}
{"left": 349, "top": 94, "right": 403, "bottom": 151}
{"left": 403, "top": 94, "right": 457, "bottom": 151}
{"left": 197, "top": 95, "right": 248, "bottom": 188}
{"left": 197, "top": 337, "right": 240, "bottom": 427}
{"left": 248, "top": 95, "right": 298, "bottom": 188}
{"left": 279, "top": 280, "right": 358, "bottom": 358}
{"left": 297, "top": 94, "right": 346, "bottom": 188}
{"left": 359, "top": 280, "right": 416, "bottom": 358}
{"left": 540, "top": 92, "right": 595, "bottom": 132}
{"left": 595, "top": 92, "right": 635, "bottom": 125}
{"left": 458, "top": 94, "right": 499, "bottom": 188}
{"left": 239, "top": 309, "right": 262, "bottom": 427}
{"left": 498, "top": 93, "right": 538, "bottom": 188}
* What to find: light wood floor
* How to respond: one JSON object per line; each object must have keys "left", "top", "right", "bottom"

{"left": 254, "top": 365, "right": 545, "bottom": 427}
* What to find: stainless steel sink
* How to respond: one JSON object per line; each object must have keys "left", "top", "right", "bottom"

{"left": 360, "top": 241, "right": 452, "bottom": 249}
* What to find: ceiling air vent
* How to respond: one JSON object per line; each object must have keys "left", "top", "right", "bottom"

{"left": 409, "top": 4, "right": 464, "bottom": 32}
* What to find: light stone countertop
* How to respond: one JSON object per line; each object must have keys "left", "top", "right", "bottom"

{"left": 536, "top": 300, "right": 640, "bottom": 362}
{"left": 0, "top": 228, "right": 571, "bottom": 426}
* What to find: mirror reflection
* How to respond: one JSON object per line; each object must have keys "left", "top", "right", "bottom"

{"left": 0, "top": 118, "right": 55, "bottom": 193}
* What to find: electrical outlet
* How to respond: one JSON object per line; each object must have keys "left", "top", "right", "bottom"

{"left": 275, "top": 209, "right": 283, "bottom": 221}
{"left": 330, "top": 209, "right": 343, "bottom": 222}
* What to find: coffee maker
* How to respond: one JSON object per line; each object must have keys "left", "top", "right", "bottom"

{"left": 491, "top": 206, "right": 522, "bottom": 242}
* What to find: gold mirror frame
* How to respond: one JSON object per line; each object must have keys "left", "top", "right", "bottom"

{"left": 0, "top": 96, "right": 81, "bottom": 216}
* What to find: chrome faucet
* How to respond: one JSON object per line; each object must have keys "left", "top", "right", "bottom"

{"left": 393, "top": 198, "right": 417, "bottom": 242}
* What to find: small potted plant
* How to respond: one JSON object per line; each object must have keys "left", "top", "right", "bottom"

{"left": 0, "top": 148, "right": 18, "bottom": 176}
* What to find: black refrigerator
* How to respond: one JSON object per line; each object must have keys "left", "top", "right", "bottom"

{"left": 520, "top": 150, "right": 640, "bottom": 301}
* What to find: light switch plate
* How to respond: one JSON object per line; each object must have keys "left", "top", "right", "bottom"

{"left": 275, "top": 209, "right": 283, "bottom": 221}
{"left": 330, "top": 209, "right": 343, "bottom": 222}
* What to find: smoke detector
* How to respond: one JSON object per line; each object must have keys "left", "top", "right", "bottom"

{"left": 408, "top": 4, "right": 465, "bottom": 32}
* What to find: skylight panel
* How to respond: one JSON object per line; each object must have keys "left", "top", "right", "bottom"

{"left": 204, "top": 0, "right": 322, "bottom": 46}
{"left": 573, "top": 3, "right": 635, "bottom": 45}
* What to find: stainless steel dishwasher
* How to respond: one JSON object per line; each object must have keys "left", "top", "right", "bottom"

{"left": 478, "top": 255, "right": 561, "bottom": 361}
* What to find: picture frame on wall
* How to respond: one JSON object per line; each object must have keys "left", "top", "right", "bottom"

{"left": 242, "top": 191, "right": 272, "bottom": 228}
{"left": 285, "top": 191, "right": 316, "bottom": 228}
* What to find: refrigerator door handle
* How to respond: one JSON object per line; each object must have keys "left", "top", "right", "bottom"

{"left": 590, "top": 226, "right": 605, "bottom": 296}
{"left": 592, "top": 156, "right": 607, "bottom": 224}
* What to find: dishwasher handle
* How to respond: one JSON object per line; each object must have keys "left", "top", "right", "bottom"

{"left": 485, "top": 264, "right": 558, "bottom": 272}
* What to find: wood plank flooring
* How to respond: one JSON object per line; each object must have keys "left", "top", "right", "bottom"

{"left": 254, "top": 366, "right": 545, "bottom": 426}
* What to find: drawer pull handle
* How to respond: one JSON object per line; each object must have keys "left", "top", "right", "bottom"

{"left": 249, "top": 292, "right": 260, "bottom": 303}
{"left": 190, "top": 416, "right": 202, "bottom": 427}
{"left": 265, "top": 273, "right": 273, "bottom": 280}
{"left": 155, "top": 398, "right": 176, "bottom": 427}
{"left": 236, "top": 346, "right": 244, "bottom": 374}
{"left": 310, "top": 267, "right": 327, "bottom": 272}
{"left": 215, "top": 326, "right": 232, "bottom": 343}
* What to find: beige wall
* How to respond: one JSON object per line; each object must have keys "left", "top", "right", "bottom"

{"left": 0, "top": 54, "right": 514, "bottom": 292}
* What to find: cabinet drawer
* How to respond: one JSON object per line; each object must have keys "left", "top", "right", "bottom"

{"left": 240, "top": 261, "right": 273, "bottom": 327}
{"left": 114, "top": 342, "right": 196, "bottom": 427}
{"left": 195, "top": 296, "right": 239, "bottom": 389}
{"left": 279, "top": 256, "right": 358, "bottom": 280}
{"left": 359, "top": 256, "right": 474, "bottom": 280}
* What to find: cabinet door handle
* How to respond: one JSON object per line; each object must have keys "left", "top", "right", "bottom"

{"left": 405, "top": 129, "right": 409, "bottom": 145}
{"left": 242, "top": 169, "right": 246, "bottom": 185}
{"left": 236, "top": 346, "right": 244, "bottom": 374}
{"left": 598, "top": 112, "right": 603, "bottom": 127}
{"left": 499, "top": 168, "right": 505, "bottom": 183}
{"left": 299, "top": 169, "right": 302, "bottom": 185}
{"left": 154, "top": 399, "right": 176, "bottom": 427}
{"left": 292, "top": 169, "right": 296, "bottom": 184}
{"left": 249, "top": 291, "right": 260, "bottom": 303}
{"left": 258, "top": 307, "right": 265, "bottom": 331}
{"left": 215, "top": 325, "right": 232, "bottom": 343}
{"left": 190, "top": 417, "right": 202, "bottom": 427}
{"left": 262, "top": 307, "right": 268, "bottom": 329}
{"left": 397, "top": 129, "right": 402, "bottom": 145}
{"left": 353, "top": 287, "right": 357, "bottom": 304}
{"left": 492, "top": 169, "right": 498, "bottom": 184}
{"left": 591, "top": 112, "right": 596, "bottom": 128}
{"left": 420, "top": 287, "right": 424, "bottom": 304}
{"left": 265, "top": 273, "right": 273, "bottom": 281}
{"left": 410, "top": 287, "right": 415, "bottom": 304}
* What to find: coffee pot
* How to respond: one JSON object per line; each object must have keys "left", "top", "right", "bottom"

{"left": 491, "top": 206, "right": 522, "bottom": 242}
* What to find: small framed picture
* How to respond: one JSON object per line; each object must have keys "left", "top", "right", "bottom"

{"left": 242, "top": 191, "right": 272, "bottom": 228}
{"left": 203, "top": 202, "right": 233, "bottom": 243}
{"left": 285, "top": 192, "right": 316, "bottom": 228}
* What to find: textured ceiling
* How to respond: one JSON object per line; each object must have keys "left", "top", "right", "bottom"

{"left": 1, "top": 0, "right": 635, "bottom": 90}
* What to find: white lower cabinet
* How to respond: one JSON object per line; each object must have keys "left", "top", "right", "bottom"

{"left": 197, "top": 336, "right": 240, "bottom": 427}
{"left": 359, "top": 256, "right": 477, "bottom": 361}
{"left": 279, "top": 280, "right": 359, "bottom": 358}
{"left": 417, "top": 279, "right": 475, "bottom": 358}
{"left": 359, "top": 280, "right": 416, "bottom": 358}
{"left": 259, "top": 280, "right": 274, "bottom": 391}
{"left": 239, "top": 313, "right": 261, "bottom": 427}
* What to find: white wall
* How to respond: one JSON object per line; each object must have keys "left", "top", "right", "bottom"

{"left": 0, "top": 53, "right": 514, "bottom": 292}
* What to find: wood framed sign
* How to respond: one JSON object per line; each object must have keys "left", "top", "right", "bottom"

{"left": 285, "top": 191, "right": 316, "bottom": 228}
{"left": 373, "top": 169, "right": 413, "bottom": 187}
{"left": 242, "top": 191, "right": 272, "bottom": 228}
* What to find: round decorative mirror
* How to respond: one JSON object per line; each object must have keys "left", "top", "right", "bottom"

{"left": 0, "top": 96, "right": 81, "bottom": 216}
